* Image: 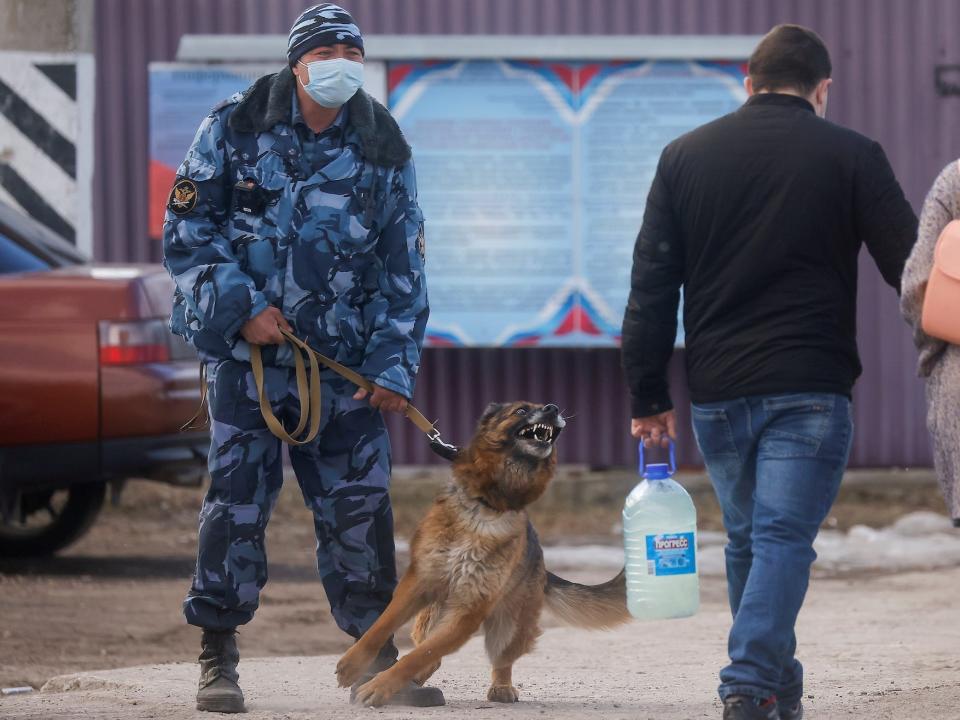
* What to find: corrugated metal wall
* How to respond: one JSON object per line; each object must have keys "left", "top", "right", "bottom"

{"left": 93, "top": 0, "right": 960, "bottom": 467}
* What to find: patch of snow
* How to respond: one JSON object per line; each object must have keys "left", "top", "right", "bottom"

{"left": 539, "top": 512, "right": 960, "bottom": 577}
{"left": 890, "top": 511, "right": 955, "bottom": 537}
{"left": 812, "top": 514, "right": 960, "bottom": 574}
{"left": 543, "top": 545, "right": 624, "bottom": 570}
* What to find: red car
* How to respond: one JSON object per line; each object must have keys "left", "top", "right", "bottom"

{"left": 0, "top": 201, "right": 208, "bottom": 557}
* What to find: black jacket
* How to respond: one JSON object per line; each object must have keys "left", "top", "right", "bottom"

{"left": 621, "top": 93, "right": 918, "bottom": 417}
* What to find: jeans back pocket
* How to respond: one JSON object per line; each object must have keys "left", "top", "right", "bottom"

{"left": 691, "top": 404, "right": 740, "bottom": 460}
{"left": 760, "top": 393, "right": 848, "bottom": 459}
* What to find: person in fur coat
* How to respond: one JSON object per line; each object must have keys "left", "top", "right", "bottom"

{"left": 901, "top": 159, "right": 960, "bottom": 528}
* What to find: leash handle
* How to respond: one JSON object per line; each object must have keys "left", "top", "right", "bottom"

{"left": 275, "top": 328, "right": 439, "bottom": 436}
{"left": 183, "top": 328, "right": 451, "bottom": 452}
{"left": 263, "top": 328, "right": 444, "bottom": 447}
{"left": 250, "top": 331, "right": 322, "bottom": 446}
{"left": 277, "top": 329, "right": 443, "bottom": 438}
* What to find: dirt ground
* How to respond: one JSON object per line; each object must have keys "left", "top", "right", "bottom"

{"left": 0, "top": 467, "right": 953, "bottom": 710}
{"left": 4, "top": 566, "right": 960, "bottom": 719}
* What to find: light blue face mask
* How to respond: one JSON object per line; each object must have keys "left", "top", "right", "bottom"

{"left": 297, "top": 57, "right": 364, "bottom": 108}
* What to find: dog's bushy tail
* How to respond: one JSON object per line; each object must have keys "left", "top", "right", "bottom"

{"left": 544, "top": 568, "right": 630, "bottom": 630}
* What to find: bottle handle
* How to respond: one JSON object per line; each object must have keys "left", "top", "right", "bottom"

{"left": 638, "top": 439, "right": 677, "bottom": 475}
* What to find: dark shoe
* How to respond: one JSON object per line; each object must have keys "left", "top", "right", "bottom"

{"left": 196, "top": 628, "right": 245, "bottom": 713}
{"left": 780, "top": 701, "right": 803, "bottom": 720}
{"left": 349, "top": 638, "right": 445, "bottom": 707}
{"left": 723, "top": 694, "right": 778, "bottom": 720}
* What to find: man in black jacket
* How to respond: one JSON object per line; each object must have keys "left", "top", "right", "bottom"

{"left": 621, "top": 25, "right": 917, "bottom": 720}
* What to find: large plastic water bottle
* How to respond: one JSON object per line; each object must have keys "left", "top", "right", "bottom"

{"left": 623, "top": 441, "right": 699, "bottom": 620}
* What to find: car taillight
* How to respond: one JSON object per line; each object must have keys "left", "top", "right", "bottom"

{"left": 98, "top": 319, "right": 171, "bottom": 365}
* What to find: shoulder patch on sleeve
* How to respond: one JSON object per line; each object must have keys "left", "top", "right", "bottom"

{"left": 168, "top": 178, "right": 199, "bottom": 215}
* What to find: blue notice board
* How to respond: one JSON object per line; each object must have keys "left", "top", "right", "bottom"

{"left": 390, "top": 60, "right": 746, "bottom": 347}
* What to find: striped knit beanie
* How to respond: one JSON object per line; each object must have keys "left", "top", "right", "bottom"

{"left": 287, "top": 4, "right": 364, "bottom": 65}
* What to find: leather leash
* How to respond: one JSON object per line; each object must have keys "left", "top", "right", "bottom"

{"left": 182, "top": 328, "right": 459, "bottom": 458}
{"left": 249, "top": 328, "right": 321, "bottom": 445}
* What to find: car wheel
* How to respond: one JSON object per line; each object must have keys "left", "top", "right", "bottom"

{"left": 0, "top": 482, "right": 107, "bottom": 557}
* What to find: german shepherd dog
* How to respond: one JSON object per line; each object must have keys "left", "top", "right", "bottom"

{"left": 335, "top": 401, "right": 630, "bottom": 706}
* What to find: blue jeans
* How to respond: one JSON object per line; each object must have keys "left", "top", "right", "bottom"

{"left": 691, "top": 393, "right": 853, "bottom": 707}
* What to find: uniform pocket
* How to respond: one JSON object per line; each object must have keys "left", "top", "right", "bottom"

{"left": 228, "top": 165, "right": 290, "bottom": 287}
{"left": 230, "top": 165, "right": 290, "bottom": 236}
{"left": 341, "top": 180, "right": 381, "bottom": 252}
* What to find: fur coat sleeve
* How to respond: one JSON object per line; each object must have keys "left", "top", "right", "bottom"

{"left": 900, "top": 160, "right": 959, "bottom": 377}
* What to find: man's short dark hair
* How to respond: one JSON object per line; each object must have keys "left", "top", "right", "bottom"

{"left": 748, "top": 24, "right": 832, "bottom": 95}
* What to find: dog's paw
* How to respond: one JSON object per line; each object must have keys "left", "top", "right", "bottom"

{"left": 487, "top": 684, "right": 520, "bottom": 703}
{"left": 353, "top": 674, "right": 398, "bottom": 707}
{"left": 335, "top": 645, "right": 374, "bottom": 688}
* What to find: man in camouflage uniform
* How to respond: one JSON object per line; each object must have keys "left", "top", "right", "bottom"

{"left": 163, "top": 4, "right": 439, "bottom": 712}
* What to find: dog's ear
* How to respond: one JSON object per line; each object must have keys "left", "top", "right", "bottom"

{"left": 481, "top": 402, "right": 507, "bottom": 422}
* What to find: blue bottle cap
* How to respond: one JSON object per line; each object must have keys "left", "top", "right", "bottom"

{"left": 644, "top": 463, "right": 672, "bottom": 480}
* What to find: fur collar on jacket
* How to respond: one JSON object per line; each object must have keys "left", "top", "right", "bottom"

{"left": 228, "top": 66, "right": 412, "bottom": 168}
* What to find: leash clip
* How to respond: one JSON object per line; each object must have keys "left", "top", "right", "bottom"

{"left": 427, "top": 423, "right": 461, "bottom": 462}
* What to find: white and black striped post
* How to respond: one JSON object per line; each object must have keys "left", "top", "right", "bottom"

{"left": 0, "top": 51, "right": 94, "bottom": 255}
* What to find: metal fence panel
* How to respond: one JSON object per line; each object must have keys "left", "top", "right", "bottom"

{"left": 93, "top": 0, "right": 956, "bottom": 466}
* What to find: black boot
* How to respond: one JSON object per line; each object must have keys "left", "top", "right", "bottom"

{"left": 350, "top": 637, "right": 445, "bottom": 707}
{"left": 196, "top": 628, "right": 246, "bottom": 713}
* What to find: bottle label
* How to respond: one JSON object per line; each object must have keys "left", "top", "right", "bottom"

{"left": 645, "top": 532, "right": 696, "bottom": 576}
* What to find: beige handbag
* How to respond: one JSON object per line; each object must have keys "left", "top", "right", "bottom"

{"left": 921, "top": 218, "right": 960, "bottom": 344}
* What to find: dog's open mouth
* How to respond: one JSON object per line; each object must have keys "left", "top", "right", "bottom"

{"left": 516, "top": 423, "right": 559, "bottom": 444}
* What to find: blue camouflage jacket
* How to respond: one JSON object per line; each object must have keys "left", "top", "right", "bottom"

{"left": 163, "top": 68, "right": 428, "bottom": 399}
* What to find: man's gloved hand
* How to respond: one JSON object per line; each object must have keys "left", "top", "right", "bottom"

{"left": 354, "top": 385, "right": 409, "bottom": 414}
{"left": 240, "top": 306, "right": 292, "bottom": 345}
{"left": 631, "top": 410, "right": 677, "bottom": 448}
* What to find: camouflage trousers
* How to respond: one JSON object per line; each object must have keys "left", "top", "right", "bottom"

{"left": 183, "top": 359, "right": 397, "bottom": 638}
